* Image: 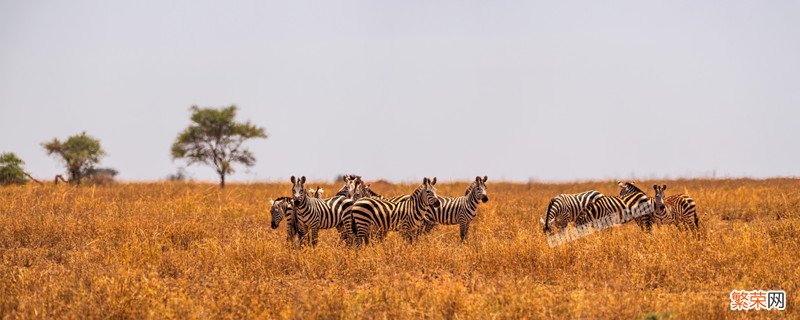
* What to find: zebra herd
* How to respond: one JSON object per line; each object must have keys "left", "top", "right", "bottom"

{"left": 269, "top": 175, "right": 490, "bottom": 246}
{"left": 269, "top": 177, "right": 698, "bottom": 247}
{"left": 541, "top": 181, "right": 699, "bottom": 235}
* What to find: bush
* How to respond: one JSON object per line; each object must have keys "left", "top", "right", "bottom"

{"left": 0, "top": 152, "right": 28, "bottom": 185}
{"left": 85, "top": 167, "right": 119, "bottom": 186}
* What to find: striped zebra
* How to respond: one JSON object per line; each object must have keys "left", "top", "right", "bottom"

{"left": 579, "top": 181, "right": 652, "bottom": 231}
{"left": 541, "top": 190, "right": 604, "bottom": 234}
{"left": 616, "top": 181, "right": 656, "bottom": 231}
{"left": 652, "top": 184, "right": 699, "bottom": 231}
{"left": 347, "top": 177, "right": 441, "bottom": 246}
{"left": 269, "top": 197, "right": 307, "bottom": 243}
{"left": 290, "top": 175, "right": 357, "bottom": 246}
{"left": 420, "top": 176, "right": 489, "bottom": 242}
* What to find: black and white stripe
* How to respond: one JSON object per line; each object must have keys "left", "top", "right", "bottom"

{"left": 347, "top": 177, "right": 441, "bottom": 246}
{"left": 290, "top": 175, "right": 356, "bottom": 246}
{"left": 270, "top": 196, "right": 307, "bottom": 243}
{"left": 541, "top": 190, "right": 603, "bottom": 234}
{"left": 421, "top": 176, "right": 489, "bottom": 242}
{"left": 652, "top": 184, "right": 699, "bottom": 231}
{"left": 580, "top": 181, "right": 652, "bottom": 231}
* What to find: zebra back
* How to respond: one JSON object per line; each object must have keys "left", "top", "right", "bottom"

{"left": 582, "top": 183, "right": 650, "bottom": 228}
{"left": 543, "top": 190, "right": 603, "bottom": 233}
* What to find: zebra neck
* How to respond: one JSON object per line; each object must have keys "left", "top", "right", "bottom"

{"left": 409, "top": 189, "right": 426, "bottom": 214}
{"left": 467, "top": 190, "right": 480, "bottom": 207}
{"left": 295, "top": 196, "right": 310, "bottom": 216}
{"left": 335, "top": 185, "right": 349, "bottom": 197}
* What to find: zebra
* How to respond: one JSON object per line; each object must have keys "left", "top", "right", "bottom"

{"left": 578, "top": 181, "right": 652, "bottom": 231}
{"left": 269, "top": 196, "right": 307, "bottom": 243}
{"left": 420, "top": 176, "right": 489, "bottom": 242}
{"left": 541, "top": 190, "right": 604, "bottom": 234}
{"left": 652, "top": 184, "right": 699, "bottom": 231}
{"left": 616, "top": 181, "right": 656, "bottom": 231}
{"left": 347, "top": 177, "right": 441, "bottom": 246}
{"left": 290, "top": 175, "right": 357, "bottom": 246}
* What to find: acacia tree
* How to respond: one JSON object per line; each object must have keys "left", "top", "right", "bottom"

{"left": 42, "top": 132, "right": 106, "bottom": 185}
{"left": 171, "top": 105, "right": 267, "bottom": 188}
{"left": 0, "top": 152, "right": 28, "bottom": 185}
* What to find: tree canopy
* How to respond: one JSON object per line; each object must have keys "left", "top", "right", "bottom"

{"left": 0, "top": 152, "right": 28, "bottom": 185}
{"left": 171, "top": 105, "right": 267, "bottom": 188}
{"left": 42, "top": 132, "right": 106, "bottom": 184}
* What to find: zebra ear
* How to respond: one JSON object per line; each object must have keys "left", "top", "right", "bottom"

{"left": 483, "top": 176, "right": 488, "bottom": 182}
{"left": 300, "top": 176, "right": 306, "bottom": 184}
{"left": 291, "top": 176, "right": 296, "bottom": 184}
{"left": 431, "top": 177, "right": 437, "bottom": 185}
{"left": 270, "top": 199, "right": 275, "bottom": 205}
{"left": 662, "top": 185, "right": 667, "bottom": 190}
{"left": 653, "top": 184, "right": 658, "bottom": 191}
{"left": 616, "top": 180, "right": 624, "bottom": 187}
{"left": 475, "top": 176, "right": 481, "bottom": 183}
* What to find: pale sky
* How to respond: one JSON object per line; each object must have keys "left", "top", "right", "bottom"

{"left": 1, "top": 1, "right": 798, "bottom": 182}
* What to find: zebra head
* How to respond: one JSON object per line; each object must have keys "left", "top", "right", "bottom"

{"left": 341, "top": 175, "right": 360, "bottom": 198}
{"left": 269, "top": 197, "right": 292, "bottom": 229}
{"left": 290, "top": 176, "right": 307, "bottom": 204}
{"left": 542, "top": 197, "right": 557, "bottom": 234}
{"left": 469, "top": 176, "right": 489, "bottom": 203}
{"left": 421, "top": 177, "right": 441, "bottom": 209}
{"left": 652, "top": 184, "right": 667, "bottom": 210}
{"left": 350, "top": 176, "right": 366, "bottom": 200}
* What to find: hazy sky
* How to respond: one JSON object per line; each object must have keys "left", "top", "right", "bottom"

{"left": 1, "top": 1, "right": 798, "bottom": 182}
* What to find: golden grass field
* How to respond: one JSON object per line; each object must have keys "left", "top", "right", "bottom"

{"left": 1, "top": 179, "right": 798, "bottom": 319}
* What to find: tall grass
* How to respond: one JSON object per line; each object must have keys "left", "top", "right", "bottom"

{"left": 1, "top": 179, "right": 797, "bottom": 319}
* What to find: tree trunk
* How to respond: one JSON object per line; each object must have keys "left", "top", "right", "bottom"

{"left": 219, "top": 173, "right": 226, "bottom": 188}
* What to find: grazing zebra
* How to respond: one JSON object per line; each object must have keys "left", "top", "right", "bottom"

{"left": 541, "top": 190, "right": 604, "bottom": 234}
{"left": 290, "top": 175, "right": 357, "bottom": 246}
{"left": 579, "top": 181, "right": 652, "bottom": 231}
{"left": 347, "top": 177, "right": 441, "bottom": 246}
{"left": 421, "top": 176, "right": 489, "bottom": 242}
{"left": 270, "top": 197, "right": 307, "bottom": 243}
{"left": 652, "top": 184, "right": 699, "bottom": 231}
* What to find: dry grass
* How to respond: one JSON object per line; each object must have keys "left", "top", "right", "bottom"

{"left": 1, "top": 179, "right": 798, "bottom": 319}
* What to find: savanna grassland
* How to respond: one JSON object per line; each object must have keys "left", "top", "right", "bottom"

{"left": 1, "top": 179, "right": 798, "bottom": 319}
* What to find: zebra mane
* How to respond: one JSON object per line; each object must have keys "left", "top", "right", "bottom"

{"left": 464, "top": 182, "right": 477, "bottom": 196}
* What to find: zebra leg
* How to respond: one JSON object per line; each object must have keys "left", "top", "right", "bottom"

{"left": 423, "top": 220, "right": 436, "bottom": 234}
{"left": 354, "top": 223, "right": 368, "bottom": 247}
{"left": 377, "top": 229, "right": 388, "bottom": 242}
{"left": 459, "top": 222, "right": 470, "bottom": 243}
{"left": 310, "top": 226, "right": 319, "bottom": 246}
{"left": 286, "top": 224, "right": 295, "bottom": 243}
